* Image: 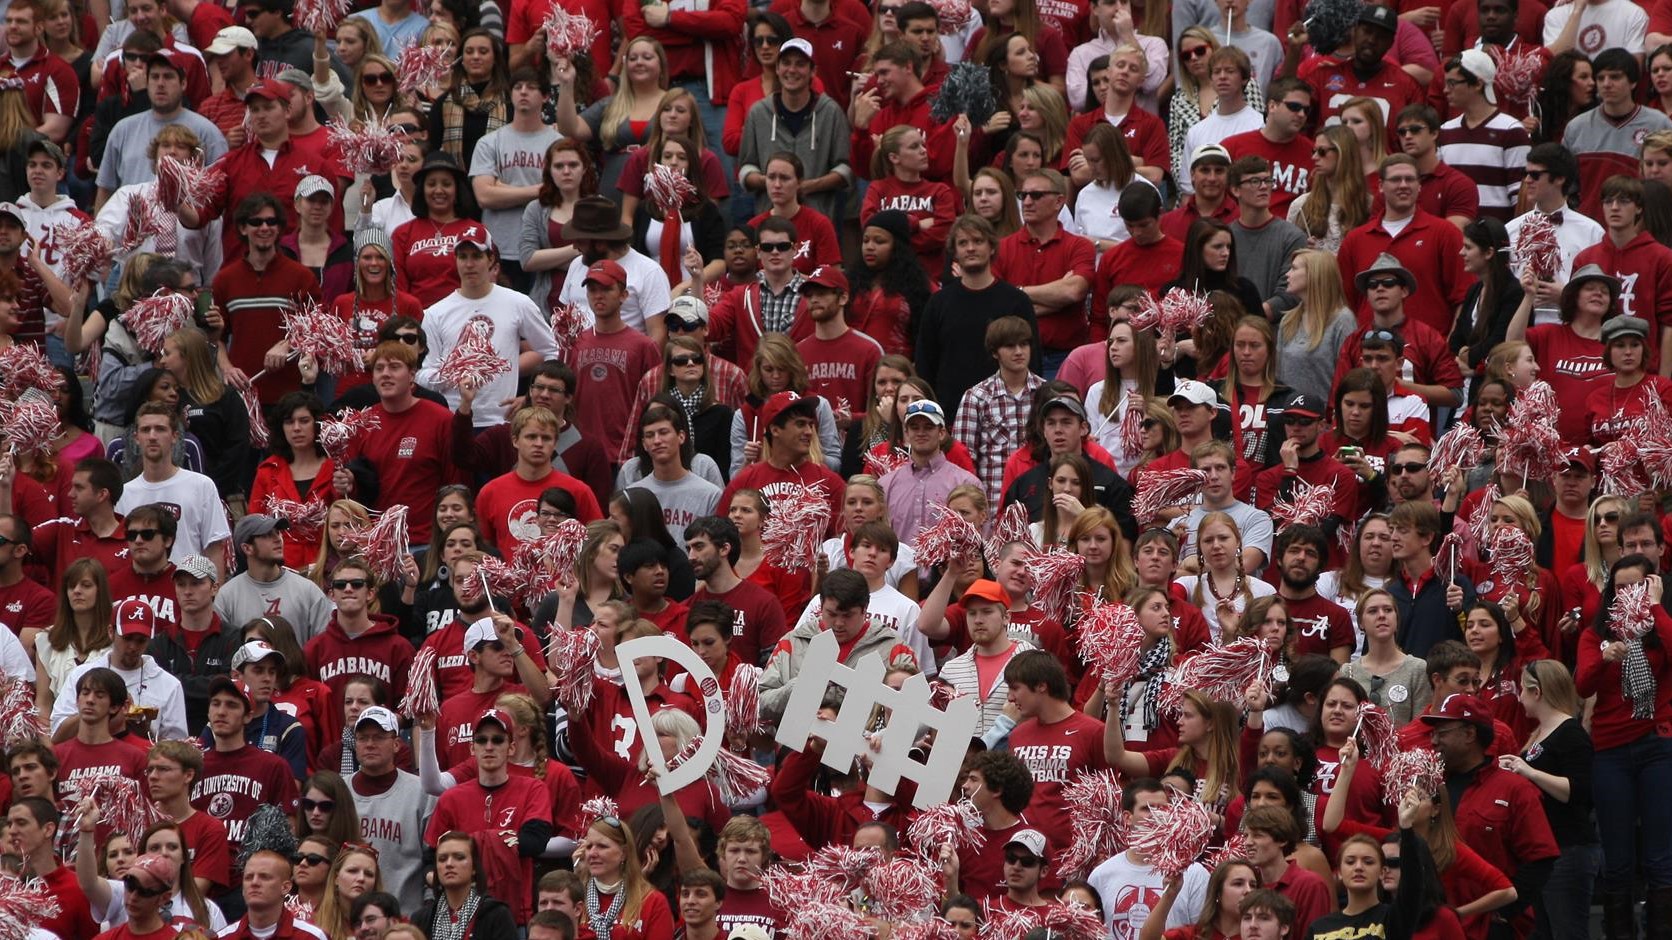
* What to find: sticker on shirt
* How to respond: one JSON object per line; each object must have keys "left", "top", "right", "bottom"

{"left": 1387, "top": 683, "right": 1408, "bottom": 704}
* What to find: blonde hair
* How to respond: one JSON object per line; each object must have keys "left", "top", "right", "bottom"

{"left": 311, "top": 500, "right": 372, "bottom": 590}
{"left": 581, "top": 818, "right": 655, "bottom": 926}
{"left": 1298, "top": 125, "right": 1370, "bottom": 239}
{"left": 1282, "top": 250, "right": 1351, "bottom": 350}
{"left": 166, "top": 327, "right": 226, "bottom": 407}
{"left": 1067, "top": 506, "right": 1136, "bottom": 602}
{"left": 1341, "top": 97, "right": 1388, "bottom": 163}
{"left": 1188, "top": 512, "right": 1255, "bottom": 612}
{"left": 316, "top": 846, "right": 383, "bottom": 940}
{"left": 600, "top": 37, "right": 669, "bottom": 149}
{"left": 1020, "top": 84, "right": 1068, "bottom": 165}
{"left": 1581, "top": 495, "right": 1630, "bottom": 589}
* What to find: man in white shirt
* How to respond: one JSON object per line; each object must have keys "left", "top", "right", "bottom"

{"left": 113, "top": 401, "right": 230, "bottom": 571}
{"left": 798, "top": 521, "right": 932, "bottom": 674}
{"left": 1545, "top": 0, "right": 1646, "bottom": 57}
{"left": 1181, "top": 439, "right": 1273, "bottom": 571}
{"left": 417, "top": 230, "right": 561, "bottom": 427}
{"left": 1087, "top": 780, "right": 1210, "bottom": 940}
{"left": 1506, "top": 142, "right": 1604, "bottom": 325}
{"left": 50, "top": 598, "right": 188, "bottom": 741}
{"left": 1180, "top": 47, "right": 1264, "bottom": 193}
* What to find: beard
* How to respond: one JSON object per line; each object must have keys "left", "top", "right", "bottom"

{"left": 1281, "top": 566, "right": 1319, "bottom": 591}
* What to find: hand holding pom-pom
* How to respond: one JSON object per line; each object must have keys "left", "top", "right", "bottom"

{"left": 436, "top": 317, "right": 510, "bottom": 390}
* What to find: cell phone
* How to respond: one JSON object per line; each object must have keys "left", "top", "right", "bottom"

{"left": 1337, "top": 446, "right": 1360, "bottom": 459}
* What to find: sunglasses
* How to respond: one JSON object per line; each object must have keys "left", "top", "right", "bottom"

{"left": 392, "top": 122, "right": 424, "bottom": 135}
{"left": 123, "top": 876, "right": 171, "bottom": 898}
{"left": 362, "top": 72, "right": 393, "bottom": 86}
{"left": 473, "top": 734, "right": 508, "bottom": 745}
{"left": 599, "top": 815, "right": 624, "bottom": 829}
{"left": 331, "top": 578, "right": 369, "bottom": 591}
{"left": 1181, "top": 45, "right": 1209, "bottom": 60}
{"left": 1395, "top": 124, "right": 1429, "bottom": 136}
{"left": 1312, "top": 146, "right": 1337, "bottom": 156}
{"left": 245, "top": 216, "right": 282, "bottom": 228}
{"left": 126, "top": 529, "right": 161, "bottom": 542}
{"left": 301, "top": 798, "right": 336, "bottom": 813}
{"left": 669, "top": 354, "right": 704, "bottom": 366}
{"left": 757, "top": 241, "right": 795, "bottom": 253}
{"left": 1382, "top": 857, "right": 1402, "bottom": 869}
{"left": 395, "top": 333, "right": 422, "bottom": 345}
{"left": 296, "top": 852, "right": 330, "bottom": 867}
{"left": 0, "top": 535, "right": 11, "bottom": 548}
{"left": 1525, "top": 169, "right": 1549, "bottom": 180}
{"left": 1017, "top": 190, "right": 1057, "bottom": 201}
{"left": 1388, "top": 462, "right": 1427, "bottom": 475}
{"left": 1365, "top": 278, "right": 1404, "bottom": 290}
{"left": 1279, "top": 100, "right": 1306, "bottom": 113}
{"left": 752, "top": 33, "right": 783, "bottom": 46}
{"left": 1601, "top": 511, "right": 1623, "bottom": 523}
{"left": 1003, "top": 854, "right": 1043, "bottom": 867}
{"left": 667, "top": 317, "right": 701, "bottom": 333}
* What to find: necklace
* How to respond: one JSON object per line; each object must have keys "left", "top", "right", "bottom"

{"left": 1205, "top": 568, "right": 1244, "bottom": 603}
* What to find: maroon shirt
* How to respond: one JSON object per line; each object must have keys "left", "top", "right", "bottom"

{"left": 1279, "top": 592, "right": 1355, "bottom": 658}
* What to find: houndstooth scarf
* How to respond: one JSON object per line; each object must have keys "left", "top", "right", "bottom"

{"left": 1623, "top": 639, "right": 1657, "bottom": 721}
{"left": 431, "top": 889, "right": 481, "bottom": 940}
{"left": 1120, "top": 637, "right": 1173, "bottom": 733}
{"left": 586, "top": 879, "right": 627, "bottom": 940}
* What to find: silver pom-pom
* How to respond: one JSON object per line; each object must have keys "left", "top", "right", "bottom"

{"left": 1302, "top": 0, "right": 1364, "bottom": 55}
{"left": 930, "top": 61, "right": 996, "bottom": 126}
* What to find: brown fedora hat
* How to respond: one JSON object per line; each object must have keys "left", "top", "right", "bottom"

{"left": 562, "top": 195, "right": 633, "bottom": 241}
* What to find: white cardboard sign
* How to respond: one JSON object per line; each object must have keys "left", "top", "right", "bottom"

{"left": 617, "top": 634, "right": 726, "bottom": 795}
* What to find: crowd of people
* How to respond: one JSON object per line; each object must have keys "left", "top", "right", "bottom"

{"left": 0, "top": 0, "right": 1670, "bottom": 936}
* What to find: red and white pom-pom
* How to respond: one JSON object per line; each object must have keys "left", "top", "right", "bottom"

{"left": 1465, "top": 485, "right": 1499, "bottom": 553}
{"left": 1200, "top": 831, "right": 1253, "bottom": 872}
{"left": 396, "top": 42, "right": 455, "bottom": 95}
{"left": 1119, "top": 398, "right": 1146, "bottom": 459}
{"left": 122, "top": 289, "right": 195, "bottom": 355}
{"left": 804, "top": 845, "right": 883, "bottom": 892}
{"left": 1434, "top": 531, "right": 1464, "bottom": 584}
{"left": 1495, "top": 46, "right": 1545, "bottom": 112}
{"left": 761, "top": 866, "right": 845, "bottom": 909}
{"left": 238, "top": 384, "right": 270, "bottom": 449}
{"left": 50, "top": 220, "right": 113, "bottom": 285}
{"left": 337, "top": 505, "right": 409, "bottom": 581}
{"left": 62, "top": 775, "right": 166, "bottom": 846}
{"left": 546, "top": 627, "right": 599, "bottom": 711}
{"left": 400, "top": 646, "right": 440, "bottom": 719}
{"left": 577, "top": 796, "right": 620, "bottom": 833}
{"left": 436, "top": 318, "right": 510, "bottom": 390}
{"left": 1126, "top": 292, "right": 1163, "bottom": 332}
{"left": 1381, "top": 747, "right": 1446, "bottom": 807}
{"left": 294, "top": 0, "right": 351, "bottom": 35}
{"left": 762, "top": 484, "right": 831, "bottom": 572}
{"left": 551, "top": 303, "right": 586, "bottom": 357}
{"left": 1037, "top": 900, "right": 1107, "bottom": 940}
{"left": 783, "top": 901, "right": 875, "bottom": 940}
{"left": 1497, "top": 412, "right": 1564, "bottom": 486}
{"left": 456, "top": 555, "right": 522, "bottom": 606}
{"left": 862, "top": 855, "right": 943, "bottom": 921}
{"left": 983, "top": 501, "right": 1035, "bottom": 568}
{"left": 907, "top": 799, "right": 986, "bottom": 858}
{"left": 118, "top": 189, "right": 169, "bottom": 253}
{"left": 1271, "top": 479, "right": 1337, "bottom": 531}
{"left": 912, "top": 503, "right": 983, "bottom": 569}
{"left": 645, "top": 163, "right": 698, "bottom": 217}
{"left": 893, "top": 920, "right": 961, "bottom": 940}
{"left": 1076, "top": 601, "right": 1146, "bottom": 687}
{"left": 1486, "top": 524, "right": 1535, "bottom": 587}
{"left": 0, "top": 678, "right": 44, "bottom": 747}
{"left": 1132, "top": 468, "right": 1208, "bottom": 525}
{"left": 1612, "top": 579, "right": 1655, "bottom": 641}
{"left": 326, "top": 119, "right": 406, "bottom": 176}
{"left": 0, "top": 345, "right": 60, "bottom": 400}
{"left": 284, "top": 301, "right": 363, "bottom": 376}
{"left": 1354, "top": 702, "right": 1400, "bottom": 771}
{"left": 1430, "top": 422, "right": 1485, "bottom": 480}
{"left": 1023, "top": 548, "right": 1086, "bottom": 622}
{"left": 316, "top": 406, "right": 383, "bottom": 462}
{"left": 927, "top": 680, "right": 966, "bottom": 710}
{"left": 1, "top": 394, "right": 59, "bottom": 457}
{"left": 1512, "top": 210, "right": 1562, "bottom": 282}
{"left": 925, "top": 0, "right": 974, "bottom": 32}
{"left": 1601, "top": 437, "right": 1652, "bottom": 497}
{"left": 672, "top": 737, "right": 772, "bottom": 804}
{"left": 542, "top": 5, "right": 601, "bottom": 59}
{"left": 726, "top": 664, "right": 762, "bottom": 737}
{"left": 1160, "top": 637, "right": 1272, "bottom": 714}
{"left": 0, "top": 876, "right": 61, "bottom": 940}
{"left": 1054, "top": 769, "right": 1126, "bottom": 880}
{"left": 1159, "top": 288, "right": 1214, "bottom": 334}
{"left": 513, "top": 518, "right": 589, "bottom": 601}
{"left": 1128, "top": 791, "right": 1215, "bottom": 880}
{"left": 979, "top": 906, "right": 1041, "bottom": 940}
{"left": 262, "top": 496, "right": 326, "bottom": 542}
{"left": 862, "top": 446, "right": 910, "bottom": 477}
{"left": 154, "top": 155, "right": 225, "bottom": 215}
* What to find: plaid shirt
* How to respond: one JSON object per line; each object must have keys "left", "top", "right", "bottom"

{"left": 952, "top": 371, "right": 1045, "bottom": 507}
{"left": 616, "top": 356, "right": 752, "bottom": 463}
{"left": 759, "top": 270, "right": 807, "bottom": 334}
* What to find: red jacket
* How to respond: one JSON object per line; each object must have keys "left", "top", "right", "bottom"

{"left": 191, "top": 135, "right": 347, "bottom": 265}
{"left": 566, "top": 678, "right": 729, "bottom": 832}
{"left": 1574, "top": 230, "right": 1672, "bottom": 362}
{"left": 1338, "top": 209, "right": 1473, "bottom": 337}
{"left": 620, "top": 0, "right": 745, "bottom": 104}
{"left": 852, "top": 87, "right": 960, "bottom": 183}
{"left": 770, "top": 745, "right": 910, "bottom": 850}
{"left": 304, "top": 612, "right": 416, "bottom": 713}
{"left": 707, "top": 280, "right": 812, "bottom": 369}
{"left": 1449, "top": 760, "right": 1560, "bottom": 880}
{"left": 247, "top": 456, "right": 336, "bottom": 571}
{"left": 1577, "top": 604, "right": 1672, "bottom": 750}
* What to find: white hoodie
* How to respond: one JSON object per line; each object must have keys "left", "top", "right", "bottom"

{"left": 17, "top": 191, "right": 88, "bottom": 328}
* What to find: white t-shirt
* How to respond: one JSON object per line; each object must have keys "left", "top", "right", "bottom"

{"left": 556, "top": 247, "right": 673, "bottom": 334}
{"left": 417, "top": 285, "right": 561, "bottom": 426}
{"left": 820, "top": 538, "right": 918, "bottom": 588}
{"left": 113, "top": 469, "right": 231, "bottom": 562}
{"left": 1180, "top": 107, "right": 1265, "bottom": 193}
{"left": 1543, "top": 0, "right": 1647, "bottom": 55}
{"left": 1180, "top": 500, "right": 1275, "bottom": 567}
{"left": 1173, "top": 573, "right": 1277, "bottom": 640}
{"left": 1087, "top": 852, "right": 1208, "bottom": 940}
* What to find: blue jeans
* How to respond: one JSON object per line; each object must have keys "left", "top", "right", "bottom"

{"left": 1042, "top": 348, "right": 1070, "bottom": 379}
{"left": 1534, "top": 841, "right": 1601, "bottom": 939}
{"left": 1594, "top": 732, "right": 1672, "bottom": 890}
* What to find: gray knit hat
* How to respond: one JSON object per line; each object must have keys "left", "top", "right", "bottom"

{"left": 353, "top": 227, "right": 397, "bottom": 292}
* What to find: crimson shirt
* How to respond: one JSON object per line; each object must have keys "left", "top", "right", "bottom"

{"left": 1066, "top": 106, "right": 1170, "bottom": 176}
{"left": 861, "top": 176, "right": 961, "bottom": 274}
{"left": 690, "top": 579, "right": 789, "bottom": 668}
{"left": 0, "top": 576, "right": 53, "bottom": 635}
{"left": 475, "top": 468, "right": 603, "bottom": 557}
{"left": 1223, "top": 129, "right": 1315, "bottom": 218}
{"left": 1299, "top": 54, "right": 1426, "bottom": 129}
{"left": 1281, "top": 592, "right": 1355, "bottom": 657}
{"left": 1008, "top": 709, "right": 1111, "bottom": 849}
{"left": 191, "top": 744, "right": 300, "bottom": 849}
{"left": 993, "top": 227, "right": 1097, "bottom": 352}
{"left": 1338, "top": 209, "right": 1473, "bottom": 336}
{"left": 749, "top": 206, "right": 841, "bottom": 276}
{"left": 53, "top": 736, "right": 149, "bottom": 786}
{"left": 798, "top": 329, "right": 882, "bottom": 418}
{"left": 210, "top": 254, "right": 322, "bottom": 404}
{"left": 1574, "top": 230, "right": 1672, "bottom": 358}
{"left": 1526, "top": 323, "right": 1610, "bottom": 444}
{"left": 343, "top": 397, "right": 458, "bottom": 543}
{"left": 1587, "top": 375, "right": 1672, "bottom": 445}
{"left": 391, "top": 217, "right": 490, "bottom": 307}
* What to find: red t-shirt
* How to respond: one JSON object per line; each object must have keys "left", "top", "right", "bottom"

{"left": 191, "top": 744, "right": 300, "bottom": 849}
{"left": 105, "top": 566, "right": 179, "bottom": 635}
{"left": 1091, "top": 235, "right": 1184, "bottom": 342}
{"left": 331, "top": 290, "right": 426, "bottom": 394}
{"left": 1299, "top": 55, "right": 1426, "bottom": 128}
{"left": 92, "top": 919, "right": 175, "bottom": 940}
{"left": 719, "top": 461, "right": 846, "bottom": 539}
{"left": 1065, "top": 106, "right": 1171, "bottom": 176}
{"left": 1282, "top": 592, "right": 1355, "bottom": 657}
{"left": 860, "top": 176, "right": 962, "bottom": 274}
{"left": 178, "top": 809, "right": 232, "bottom": 892}
{"left": 0, "top": 576, "right": 54, "bottom": 635}
{"left": 1525, "top": 323, "right": 1610, "bottom": 444}
{"left": 570, "top": 326, "right": 663, "bottom": 466}
{"left": 345, "top": 397, "right": 459, "bottom": 543}
{"left": 1586, "top": 375, "right": 1672, "bottom": 446}
{"left": 956, "top": 815, "right": 1034, "bottom": 901}
{"left": 1223, "top": 129, "right": 1315, "bottom": 218}
{"left": 418, "top": 620, "right": 551, "bottom": 701}
{"left": 425, "top": 774, "right": 553, "bottom": 925}
{"left": 798, "top": 330, "right": 882, "bottom": 418}
{"left": 475, "top": 468, "right": 603, "bottom": 557}
{"left": 716, "top": 885, "right": 787, "bottom": 940}
{"left": 436, "top": 683, "right": 530, "bottom": 770}
{"left": 691, "top": 580, "right": 789, "bottom": 668}
{"left": 391, "top": 217, "right": 491, "bottom": 306}
{"left": 54, "top": 737, "right": 149, "bottom": 787}
{"left": 1008, "top": 710, "right": 1111, "bottom": 849}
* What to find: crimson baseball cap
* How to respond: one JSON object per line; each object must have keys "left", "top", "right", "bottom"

{"left": 961, "top": 579, "right": 1011, "bottom": 608}
{"left": 127, "top": 853, "right": 180, "bottom": 892}
{"left": 244, "top": 78, "right": 290, "bottom": 103}
{"left": 1419, "top": 693, "right": 1493, "bottom": 728}
{"left": 804, "top": 265, "right": 849, "bottom": 292}
{"left": 208, "top": 675, "right": 254, "bottom": 711}
{"left": 759, "top": 390, "right": 820, "bottom": 428}
{"left": 1563, "top": 447, "right": 1597, "bottom": 474}
{"left": 114, "top": 598, "right": 157, "bottom": 638}
{"left": 582, "top": 259, "right": 627, "bottom": 288}
{"left": 475, "top": 708, "right": 514, "bottom": 733}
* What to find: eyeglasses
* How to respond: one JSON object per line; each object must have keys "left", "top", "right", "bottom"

{"left": 295, "top": 852, "right": 330, "bottom": 867}
{"left": 1388, "top": 462, "right": 1427, "bottom": 475}
{"left": 301, "top": 798, "right": 336, "bottom": 813}
{"left": 244, "top": 216, "right": 282, "bottom": 228}
{"left": 172, "top": 282, "right": 200, "bottom": 294}
{"left": 362, "top": 72, "right": 393, "bottom": 86}
{"left": 531, "top": 381, "right": 568, "bottom": 395}
{"left": 1003, "top": 854, "right": 1043, "bottom": 867}
{"left": 126, "top": 529, "right": 161, "bottom": 542}
{"left": 1181, "top": 45, "right": 1209, "bottom": 60}
{"left": 1239, "top": 176, "right": 1275, "bottom": 188}
{"left": 1279, "top": 100, "right": 1307, "bottom": 113}
{"left": 473, "top": 734, "right": 508, "bottom": 745}
{"left": 123, "top": 876, "right": 171, "bottom": 898}
{"left": 757, "top": 241, "right": 795, "bottom": 253}
{"left": 1442, "top": 77, "right": 1469, "bottom": 88}
{"left": 394, "top": 333, "right": 422, "bottom": 345}
{"left": 1017, "top": 190, "right": 1057, "bottom": 201}
{"left": 331, "top": 578, "right": 369, "bottom": 591}
{"left": 669, "top": 354, "right": 704, "bottom": 367}
{"left": 1395, "top": 124, "right": 1428, "bottom": 136}
{"left": 753, "top": 33, "right": 783, "bottom": 46}
{"left": 536, "top": 508, "right": 566, "bottom": 520}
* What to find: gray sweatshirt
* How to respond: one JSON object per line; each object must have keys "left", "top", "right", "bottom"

{"left": 736, "top": 92, "right": 854, "bottom": 221}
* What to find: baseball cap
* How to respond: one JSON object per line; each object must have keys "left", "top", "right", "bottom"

{"left": 961, "top": 579, "right": 1011, "bottom": 608}
{"left": 902, "top": 400, "right": 946, "bottom": 427}
{"left": 582, "top": 258, "right": 627, "bottom": 288}
{"left": 25, "top": 139, "right": 64, "bottom": 167}
{"left": 114, "top": 598, "right": 156, "bottom": 638}
{"left": 1189, "top": 144, "right": 1231, "bottom": 169}
{"left": 234, "top": 513, "right": 288, "bottom": 547}
{"left": 1041, "top": 395, "right": 1086, "bottom": 420}
{"left": 804, "top": 265, "right": 849, "bottom": 292}
{"left": 1358, "top": 3, "right": 1398, "bottom": 32}
{"left": 356, "top": 705, "right": 400, "bottom": 733}
{"left": 207, "top": 675, "right": 254, "bottom": 711}
{"left": 145, "top": 49, "right": 190, "bottom": 77}
{"left": 1005, "top": 830, "right": 1048, "bottom": 858}
{"left": 126, "top": 853, "right": 180, "bottom": 892}
{"left": 0, "top": 202, "right": 25, "bottom": 227}
{"left": 231, "top": 640, "right": 284, "bottom": 670}
{"left": 1419, "top": 693, "right": 1493, "bottom": 727}
{"left": 456, "top": 223, "right": 494, "bottom": 253}
{"left": 274, "top": 67, "right": 312, "bottom": 90}
{"left": 778, "top": 38, "right": 814, "bottom": 60}
{"left": 243, "top": 78, "right": 290, "bottom": 103}
{"left": 1168, "top": 379, "right": 1218, "bottom": 409}
{"left": 475, "top": 707, "right": 514, "bottom": 733}
{"left": 1457, "top": 48, "right": 1497, "bottom": 104}
{"left": 463, "top": 617, "right": 500, "bottom": 651}
{"left": 172, "top": 554, "right": 219, "bottom": 584}
{"left": 1563, "top": 447, "right": 1597, "bottom": 474}
{"left": 205, "top": 25, "right": 257, "bottom": 56}
{"left": 667, "top": 294, "right": 709, "bottom": 328}
{"left": 759, "top": 390, "right": 820, "bottom": 428}
{"left": 1277, "top": 391, "right": 1326, "bottom": 421}
{"left": 294, "top": 175, "right": 335, "bottom": 202}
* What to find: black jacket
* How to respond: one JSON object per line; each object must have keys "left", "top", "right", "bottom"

{"left": 414, "top": 895, "right": 518, "bottom": 940}
{"left": 146, "top": 616, "right": 242, "bottom": 731}
{"left": 1002, "top": 453, "right": 1139, "bottom": 543}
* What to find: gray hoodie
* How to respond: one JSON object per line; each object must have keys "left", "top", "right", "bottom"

{"left": 759, "top": 608, "right": 918, "bottom": 723}
{"left": 736, "top": 92, "right": 854, "bottom": 221}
